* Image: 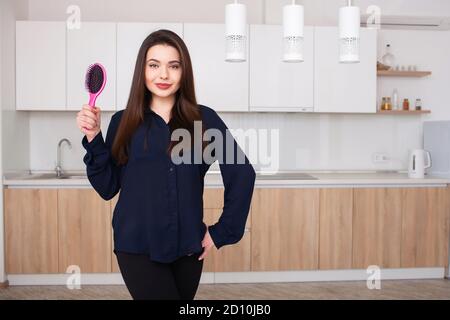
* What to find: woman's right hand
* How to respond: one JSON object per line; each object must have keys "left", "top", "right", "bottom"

{"left": 77, "top": 104, "right": 101, "bottom": 143}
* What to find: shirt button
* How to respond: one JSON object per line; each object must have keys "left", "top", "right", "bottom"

{"left": 169, "top": 167, "right": 174, "bottom": 172}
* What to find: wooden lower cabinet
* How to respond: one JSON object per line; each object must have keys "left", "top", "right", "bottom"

{"left": 58, "top": 189, "right": 111, "bottom": 273}
{"left": 401, "top": 187, "right": 450, "bottom": 267}
{"left": 4, "top": 189, "right": 58, "bottom": 274}
{"left": 202, "top": 189, "right": 251, "bottom": 272}
{"left": 352, "top": 188, "right": 403, "bottom": 269}
{"left": 4, "top": 186, "right": 449, "bottom": 275}
{"left": 203, "top": 208, "right": 251, "bottom": 272}
{"left": 251, "top": 188, "right": 320, "bottom": 271}
{"left": 352, "top": 187, "right": 450, "bottom": 269}
{"left": 319, "top": 188, "right": 353, "bottom": 269}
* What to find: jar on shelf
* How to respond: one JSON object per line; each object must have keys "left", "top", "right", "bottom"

{"left": 415, "top": 99, "right": 422, "bottom": 111}
{"left": 386, "top": 97, "right": 392, "bottom": 110}
{"left": 403, "top": 98, "right": 410, "bottom": 111}
{"left": 381, "top": 97, "right": 392, "bottom": 111}
{"left": 380, "top": 97, "right": 386, "bottom": 110}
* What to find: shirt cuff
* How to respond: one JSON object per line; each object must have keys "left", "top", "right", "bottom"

{"left": 207, "top": 223, "right": 227, "bottom": 249}
{"left": 82, "top": 131, "right": 105, "bottom": 154}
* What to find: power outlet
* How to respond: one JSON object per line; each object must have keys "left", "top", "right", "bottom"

{"left": 372, "top": 153, "right": 390, "bottom": 163}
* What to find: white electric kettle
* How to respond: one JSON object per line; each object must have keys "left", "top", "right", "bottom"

{"left": 408, "top": 149, "right": 432, "bottom": 179}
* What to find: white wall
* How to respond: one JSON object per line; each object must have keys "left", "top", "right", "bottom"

{"left": 27, "top": 0, "right": 450, "bottom": 24}
{"left": 27, "top": 0, "right": 264, "bottom": 23}
{"left": 9, "top": 0, "right": 450, "bottom": 172}
{"left": 2, "top": 0, "right": 29, "bottom": 173}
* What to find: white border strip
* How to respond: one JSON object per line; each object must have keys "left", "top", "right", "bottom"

{"left": 7, "top": 269, "right": 444, "bottom": 286}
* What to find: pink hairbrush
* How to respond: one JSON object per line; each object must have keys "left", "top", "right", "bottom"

{"left": 85, "top": 62, "right": 107, "bottom": 107}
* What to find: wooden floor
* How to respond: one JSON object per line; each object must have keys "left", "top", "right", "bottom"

{"left": 0, "top": 280, "right": 450, "bottom": 299}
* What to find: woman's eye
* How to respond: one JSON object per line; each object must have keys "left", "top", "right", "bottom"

{"left": 149, "top": 64, "right": 158, "bottom": 68}
{"left": 171, "top": 65, "right": 180, "bottom": 69}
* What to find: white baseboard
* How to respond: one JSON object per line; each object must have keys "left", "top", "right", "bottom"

{"left": 214, "top": 268, "right": 445, "bottom": 283}
{"left": 6, "top": 268, "right": 445, "bottom": 286}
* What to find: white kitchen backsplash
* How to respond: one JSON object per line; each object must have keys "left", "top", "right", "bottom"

{"left": 28, "top": 110, "right": 423, "bottom": 172}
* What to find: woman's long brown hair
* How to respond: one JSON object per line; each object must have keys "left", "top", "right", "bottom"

{"left": 112, "top": 29, "right": 205, "bottom": 165}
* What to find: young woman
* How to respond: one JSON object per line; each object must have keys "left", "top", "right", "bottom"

{"left": 76, "top": 29, "right": 255, "bottom": 300}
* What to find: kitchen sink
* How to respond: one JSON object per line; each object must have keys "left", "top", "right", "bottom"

{"left": 20, "top": 173, "right": 87, "bottom": 180}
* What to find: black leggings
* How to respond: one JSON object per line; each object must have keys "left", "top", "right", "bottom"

{"left": 115, "top": 251, "right": 203, "bottom": 300}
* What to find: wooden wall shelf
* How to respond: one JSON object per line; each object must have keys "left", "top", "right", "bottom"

{"left": 377, "top": 70, "right": 432, "bottom": 77}
{"left": 377, "top": 110, "right": 431, "bottom": 114}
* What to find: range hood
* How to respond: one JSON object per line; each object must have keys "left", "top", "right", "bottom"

{"left": 361, "top": 15, "right": 450, "bottom": 30}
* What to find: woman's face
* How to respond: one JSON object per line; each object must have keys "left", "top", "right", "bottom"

{"left": 145, "top": 44, "right": 182, "bottom": 99}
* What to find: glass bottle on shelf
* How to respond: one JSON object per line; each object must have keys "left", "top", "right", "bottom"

{"left": 381, "top": 44, "right": 396, "bottom": 70}
{"left": 392, "top": 89, "right": 399, "bottom": 110}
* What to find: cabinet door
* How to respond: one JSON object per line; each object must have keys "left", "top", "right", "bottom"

{"left": 249, "top": 25, "right": 314, "bottom": 112}
{"left": 251, "top": 188, "right": 319, "bottom": 271}
{"left": 58, "top": 189, "right": 111, "bottom": 273}
{"left": 67, "top": 22, "right": 116, "bottom": 111}
{"left": 16, "top": 21, "right": 66, "bottom": 110}
{"left": 203, "top": 209, "right": 251, "bottom": 273}
{"left": 353, "top": 188, "right": 402, "bottom": 268}
{"left": 202, "top": 189, "right": 251, "bottom": 272}
{"left": 314, "top": 27, "right": 377, "bottom": 113}
{"left": 202, "top": 208, "right": 217, "bottom": 272}
{"left": 184, "top": 23, "right": 249, "bottom": 112}
{"left": 4, "top": 189, "right": 58, "bottom": 274}
{"left": 319, "top": 188, "right": 353, "bottom": 270}
{"left": 116, "top": 23, "right": 183, "bottom": 110}
{"left": 402, "top": 187, "right": 450, "bottom": 267}
{"left": 202, "top": 189, "right": 223, "bottom": 272}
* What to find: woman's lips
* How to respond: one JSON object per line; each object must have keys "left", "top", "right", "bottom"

{"left": 156, "top": 83, "right": 172, "bottom": 90}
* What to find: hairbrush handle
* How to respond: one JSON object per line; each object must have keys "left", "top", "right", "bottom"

{"left": 84, "top": 93, "right": 97, "bottom": 131}
{"left": 88, "top": 93, "right": 98, "bottom": 108}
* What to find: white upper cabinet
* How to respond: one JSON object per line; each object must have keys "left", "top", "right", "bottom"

{"left": 116, "top": 23, "right": 183, "bottom": 111}
{"left": 314, "top": 27, "right": 377, "bottom": 113}
{"left": 67, "top": 22, "right": 116, "bottom": 111}
{"left": 15, "top": 21, "right": 379, "bottom": 114}
{"left": 183, "top": 23, "right": 249, "bottom": 112}
{"left": 249, "top": 25, "right": 314, "bottom": 112}
{"left": 16, "top": 21, "right": 66, "bottom": 110}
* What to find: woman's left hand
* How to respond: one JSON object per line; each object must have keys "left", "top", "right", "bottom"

{"left": 198, "top": 228, "right": 216, "bottom": 260}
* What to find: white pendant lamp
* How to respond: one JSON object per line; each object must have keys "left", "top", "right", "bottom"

{"left": 339, "top": 0, "right": 360, "bottom": 63}
{"left": 283, "top": 1, "right": 304, "bottom": 62}
{"left": 225, "top": 0, "right": 247, "bottom": 62}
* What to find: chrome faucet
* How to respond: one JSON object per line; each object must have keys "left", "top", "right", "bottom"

{"left": 55, "top": 138, "right": 72, "bottom": 177}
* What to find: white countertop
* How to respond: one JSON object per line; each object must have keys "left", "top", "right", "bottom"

{"left": 3, "top": 170, "right": 450, "bottom": 188}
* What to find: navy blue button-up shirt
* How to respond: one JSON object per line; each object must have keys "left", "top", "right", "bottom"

{"left": 82, "top": 104, "right": 256, "bottom": 263}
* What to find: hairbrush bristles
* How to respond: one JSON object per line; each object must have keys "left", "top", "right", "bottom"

{"left": 85, "top": 62, "right": 107, "bottom": 107}
{"left": 85, "top": 64, "right": 104, "bottom": 94}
